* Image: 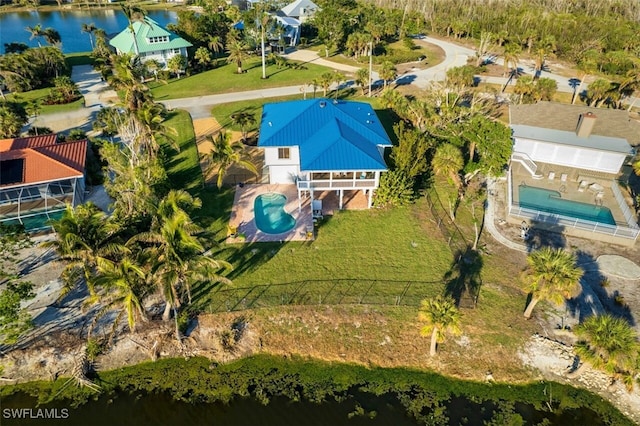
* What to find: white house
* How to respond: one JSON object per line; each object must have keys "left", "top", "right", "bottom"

{"left": 258, "top": 99, "right": 392, "bottom": 209}
{"left": 109, "top": 17, "right": 192, "bottom": 68}
{"left": 280, "top": 0, "right": 319, "bottom": 22}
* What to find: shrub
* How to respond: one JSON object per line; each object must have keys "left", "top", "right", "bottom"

{"left": 373, "top": 170, "right": 414, "bottom": 208}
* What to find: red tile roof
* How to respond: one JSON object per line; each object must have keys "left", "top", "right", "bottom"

{"left": 0, "top": 134, "right": 87, "bottom": 188}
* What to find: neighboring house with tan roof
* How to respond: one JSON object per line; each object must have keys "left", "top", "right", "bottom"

{"left": 0, "top": 134, "right": 87, "bottom": 231}
{"left": 507, "top": 102, "right": 639, "bottom": 245}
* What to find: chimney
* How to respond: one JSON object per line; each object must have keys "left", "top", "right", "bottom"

{"left": 576, "top": 112, "right": 597, "bottom": 138}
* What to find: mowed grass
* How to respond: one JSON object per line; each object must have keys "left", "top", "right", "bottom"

{"left": 162, "top": 109, "right": 203, "bottom": 192}
{"left": 6, "top": 87, "right": 84, "bottom": 115}
{"left": 150, "top": 57, "right": 333, "bottom": 100}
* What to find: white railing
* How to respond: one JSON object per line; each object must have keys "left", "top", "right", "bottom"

{"left": 509, "top": 205, "right": 639, "bottom": 240}
{"left": 511, "top": 152, "right": 542, "bottom": 177}
{"left": 610, "top": 182, "right": 639, "bottom": 229}
{"left": 297, "top": 179, "right": 377, "bottom": 190}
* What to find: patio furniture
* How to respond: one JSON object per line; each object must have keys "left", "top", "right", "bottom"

{"left": 560, "top": 173, "right": 568, "bottom": 182}
{"left": 548, "top": 172, "right": 555, "bottom": 180}
{"left": 588, "top": 183, "right": 604, "bottom": 194}
{"left": 595, "top": 191, "right": 604, "bottom": 205}
{"left": 578, "top": 181, "right": 588, "bottom": 192}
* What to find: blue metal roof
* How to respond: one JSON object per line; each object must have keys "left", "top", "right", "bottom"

{"left": 259, "top": 99, "right": 392, "bottom": 171}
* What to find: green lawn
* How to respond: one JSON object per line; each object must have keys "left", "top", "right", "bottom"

{"left": 162, "top": 109, "right": 203, "bottom": 192}
{"left": 150, "top": 57, "right": 337, "bottom": 100}
{"left": 6, "top": 88, "right": 84, "bottom": 115}
{"left": 65, "top": 52, "right": 94, "bottom": 67}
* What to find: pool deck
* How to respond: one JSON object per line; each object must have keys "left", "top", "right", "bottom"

{"left": 228, "top": 184, "right": 314, "bottom": 243}
{"left": 510, "top": 162, "right": 631, "bottom": 226}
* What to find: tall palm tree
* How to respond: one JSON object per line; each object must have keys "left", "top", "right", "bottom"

{"left": 132, "top": 191, "right": 231, "bottom": 333}
{"left": 380, "top": 61, "right": 397, "bottom": 89}
{"left": 574, "top": 314, "right": 640, "bottom": 390}
{"left": 514, "top": 75, "right": 536, "bottom": 104}
{"left": 258, "top": 7, "right": 271, "bottom": 79}
{"left": 109, "top": 53, "right": 151, "bottom": 111}
{"left": 134, "top": 101, "right": 177, "bottom": 159}
{"left": 42, "top": 203, "right": 120, "bottom": 299}
{"left": 121, "top": 3, "right": 147, "bottom": 56}
{"left": 92, "top": 257, "right": 148, "bottom": 335}
{"left": 207, "top": 35, "right": 223, "bottom": 63}
{"left": 227, "top": 40, "right": 248, "bottom": 74}
{"left": 81, "top": 23, "right": 97, "bottom": 50}
{"left": 586, "top": 78, "right": 613, "bottom": 107}
{"left": 318, "top": 71, "right": 336, "bottom": 97}
{"left": 418, "top": 295, "right": 462, "bottom": 356}
{"left": 355, "top": 68, "right": 370, "bottom": 96}
{"left": 521, "top": 247, "right": 583, "bottom": 319}
{"left": 432, "top": 143, "right": 464, "bottom": 192}
{"left": 26, "top": 24, "right": 43, "bottom": 47}
{"left": 42, "top": 28, "right": 61, "bottom": 46}
{"left": 200, "top": 130, "right": 258, "bottom": 188}
{"left": 230, "top": 111, "right": 256, "bottom": 143}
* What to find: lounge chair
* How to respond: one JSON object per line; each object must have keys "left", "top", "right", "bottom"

{"left": 589, "top": 183, "right": 604, "bottom": 194}
{"left": 578, "top": 181, "right": 588, "bottom": 192}
{"left": 560, "top": 173, "right": 568, "bottom": 182}
{"left": 548, "top": 172, "right": 555, "bottom": 180}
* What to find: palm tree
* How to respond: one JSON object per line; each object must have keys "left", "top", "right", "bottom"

{"left": 318, "top": 71, "right": 335, "bottom": 97}
{"left": 380, "top": 61, "right": 397, "bottom": 89}
{"left": 207, "top": 35, "right": 223, "bottom": 63}
{"left": 121, "top": 3, "right": 147, "bottom": 56}
{"left": 230, "top": 111, "right": 256, "bottom": 143}
{"left": 501, "top": 43, "right": 521, "bottom": 91}
{"left": 81, "top": 23, "right": 97, "bottom": 50}
{"left": 134, "top": 101, "right": 177, "bottom": 159}
{"left": 42, "top": 28, "right": 61, "bottom": 46}
{"left": 25, "top": 24, "right": 43, "bottom": 47}
{"left": 194, "top": 47, "right": 212, "bottom": 70}
{"left": 132, "top": 191, "right": 232, "bottom": 335}
{"left": 227, "top": 40, "right": 248, "bottom": 74}
{"left": 514, "top": 75, "right": 536, "bottom": 104}
{"left": 572, "top": 49, "right": 599, "bottom": 105}
{"left": 108, "top": 53, "right": 151, "bottom": 111}
{"left": 258, "top": 7, "right": 271, "bottom": 79}
{"left": 574, "top": 314, "right": 640, "bottom": 390}
{"left": 42, "top": 203, "right": 120, "bottom": 299}
{"left": 92, "top": 257, "right": 148, "bottom": 335}
{"left": 586, "top": 78, "right": 613, "bottom": 107}
{"left": 521, "top": 247, "right": 583, "bottom": 319}
{"left": 432, "top": 144, "right": 464, "bottom": 193}
{"left": 355, "top": 68, "right": 370, "bottom": 96}
{"left": 418, "top": 295, "right": 462, "bottom": 356}
{"left": 200, "top": 130, "right": 258, "bottom": 188}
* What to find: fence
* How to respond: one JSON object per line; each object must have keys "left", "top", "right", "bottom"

{"left": 204, "top": 279, "right": 443, "bottom": 314}
{"left": 424, "top": 189, "right": 471, "bottom": 254}
{"left": 611, "top": 182, "right": 640, "bottom": 229}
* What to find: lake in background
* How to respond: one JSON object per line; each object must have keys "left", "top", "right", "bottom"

{"left": 0, "top": 10, "right": 178, "bottom": 54}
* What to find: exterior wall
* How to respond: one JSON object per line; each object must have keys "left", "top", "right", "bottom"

{"left": 264, "top": 146, "right": 301, "bottom": 183}
{"left": 513, "top": 137, "right": 626, "bottom": 174}
{"left": 138, "top": 47, "right": 188, "bottom": 68}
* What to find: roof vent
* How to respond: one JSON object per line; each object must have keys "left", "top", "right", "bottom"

{"left": 319, "top": 101, "right": 326, "bottom": 108}
{"left": 576, "top": 112, "right": 596, "bottom": 138}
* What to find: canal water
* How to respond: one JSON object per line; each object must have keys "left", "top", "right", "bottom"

{"left": 0, "top": 9, "right": 177, "bottom": 53}
{"left": 0, "top": 388, "right": 611, "bottom": 426}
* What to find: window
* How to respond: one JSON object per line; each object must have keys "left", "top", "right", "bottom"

{"left": 173, "top": 48, "right": 181, "bottom": 54}
{"left": 278, "top": 148, "right": 290, "bottom": 159}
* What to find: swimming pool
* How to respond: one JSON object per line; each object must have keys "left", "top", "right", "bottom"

{"left": 518, "top": 185, "right": 615, "bottom": 225}
{"left": 254, "top": 193, "right": 296, "bottom": 234}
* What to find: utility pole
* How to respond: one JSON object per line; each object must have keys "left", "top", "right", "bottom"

{"left": 368, "top": 41, "right": 373, "bottom": 97}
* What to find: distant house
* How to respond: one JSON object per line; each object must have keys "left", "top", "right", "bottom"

{"left": 279, "top": 0, "right": 319, "bottom": 22}
{"left": 0, "top": 134, "right": 87, "bottom": 231}
{"left": 258, "top": 99, "right": 392, "bottom": 209}
{"left": 508, "top": 102, "right": 639, "bottom": 244}
{"left": 109, "top": 17, "right": 192, "bottom": 68}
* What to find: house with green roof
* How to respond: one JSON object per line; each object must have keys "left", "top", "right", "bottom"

{"left": 109, "top": 17, "right": 192, "bottom": 69}
{"left": 258, "top": 99, "right": 392, "bottom": 209}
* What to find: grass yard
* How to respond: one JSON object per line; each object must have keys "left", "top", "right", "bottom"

{"left": 162, "top": 109, "right": 203, "bottom": 192}
{"left": 6, "top": 87, "right": 84, "bottom": 115}
{"left": 150, "top": 57, "right": 332, "bottom": 100}
{"left": 65, "top": 52, "right": 94, "bottom": 67}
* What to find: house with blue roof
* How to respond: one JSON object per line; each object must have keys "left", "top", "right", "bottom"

{"left": 258, "top": 99, "right": 392, "bottom": 209}
{"left": 109, "top": 17, "right": 192, "bottom": 69}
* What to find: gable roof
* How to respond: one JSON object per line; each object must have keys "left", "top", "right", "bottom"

{"left": 509, "top": 102, "right": 640, "bottom": 146}
{"left": 0, "top": 135, "right": 87, "bottom": 189}
{"left": 280, "top": 0, "right": 319, "bottom": 18}
{"left": 109, "top": 17, "right": 192, "bottom": 55}
{"left": 511, "top": 124, "right": 633, "bottom": 155}
{"left": 259, "top": 99, "right": 392, "bottom": 171}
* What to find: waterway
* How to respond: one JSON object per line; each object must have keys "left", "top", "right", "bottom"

{"left": 0, "top": 9, "right": 178, "bottom": 54}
